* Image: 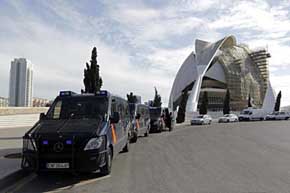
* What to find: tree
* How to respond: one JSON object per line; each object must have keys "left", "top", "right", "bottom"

{"left": 274, "top": 91, "right": 281, "bottom": 112}
{"left": 248, "top": 94, "right": 252, "bottom": 107}
{"left": 223, "top": 89, "right": 230, "bottom": 115}
{"left": 199, "top": 91, "right": 208, "bottom": 115}
{"left": 176, "top": 90, "right": 189, "bottom": 123}
{"left": 127, "top": 92, "right": 137, "bottom": 103}
{"left": 82, "top": 47, "right": 102, "bottom": 93}
{"left": 152, "top": 87, "right": 162, "bottom": 107}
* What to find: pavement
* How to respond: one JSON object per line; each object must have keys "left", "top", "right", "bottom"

{"left": 0, "top": 126, "right": 29, "bottom": 189}
{"left": 2, "top": 121, "right": 290, "bottom": 192}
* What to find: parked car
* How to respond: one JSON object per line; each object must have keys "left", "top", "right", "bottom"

{"left": 218, "top": 114, "right": 239, "bottom": 123}
{"left": 238, "top": 108, "right": 266, "bottom": 121}
{"left": 149, "top": 107, "right": 163, "bottom": 133}
{"left": 128, "top": 103, "right": 150, "bottom": 143}
{"left": 22, "top": 90, "right": 130, "bottom": 175}
{"left": 191, "top": 114, "right": 212, "bottom": 125}
{"left": 266, "top": 112, "right": 290, "bottom": 120}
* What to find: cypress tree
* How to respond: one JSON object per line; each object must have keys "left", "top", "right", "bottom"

{"left": 248, "top": 94, "right": 252, "bottom": 107}
{"left": 153, "top": 87, "right": 162, "bottom": 107}
{"left": 127, "top": 92, "right": 137, "bottom": 103}
{"left": 274, "top": 91, "right": 281, "bottom": 112}
{"left": 199, "top": 91, "right": 208, "bottom": 115}
{"left": 223, "top": 89, "right": 230, "bottom": 115}
{"left": 176, "top": 90, "right": 189, "bottom": 123}
{"left": 83, "top": 47, "right": 102, "bottom": 93}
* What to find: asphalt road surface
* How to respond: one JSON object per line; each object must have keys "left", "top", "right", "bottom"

{"left": 5, "top": 120, "right": 290, "bottom": 193}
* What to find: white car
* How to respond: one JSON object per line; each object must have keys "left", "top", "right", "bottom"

{"left": 191, "top": 115, "right": 212, "bottom": 125}
{"left": 266, "top": 112, "right": 290, "bottom": 120}
{"left": 218, "top": 114, "right": 239, "bottom": 123}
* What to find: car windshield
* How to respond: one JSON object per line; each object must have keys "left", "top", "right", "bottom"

{"left": 224, "top": 114, "right": 229, "bottom": 117}
{"left": 149, "top": 108, "right": 161, "bottom": 119}
{"left": 46, "top": 96, "right": 108, "bottom": 120}
{"left": 197, "top": 115, "right": 204, "bottom": 118}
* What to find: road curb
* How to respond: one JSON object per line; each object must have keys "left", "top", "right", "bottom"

{"left": 0, "top": 169, "right": 31, "bottom": 192}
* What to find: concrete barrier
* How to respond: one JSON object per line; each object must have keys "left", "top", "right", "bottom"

{"left": 0, "top": 107, "right": 48, "bottom": 116}
{"left": 0, "top": 114, "right": 40, "bottom": 128}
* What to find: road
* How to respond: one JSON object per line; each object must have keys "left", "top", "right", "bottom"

{"left": 3, "top": 121, "right": 290, "bottom": 193}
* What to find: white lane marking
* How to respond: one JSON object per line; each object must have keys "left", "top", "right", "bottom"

{"left": 3, "top": 173, "right": 37, "bottom": 193}
{"left": 44, "top": 174, "right": 111, "bottom": 193}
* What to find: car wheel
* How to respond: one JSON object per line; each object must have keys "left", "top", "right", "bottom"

{"left": 209, "top": 120, "right": 212, "bottom": 125}
{"left": 100, "top": 148, "right": 112, "bottom": 175}
{"left": 260, "top": 117, "right": 264, "bottom": 121}
{"left": 227, "top": 119, "right": 230, "bottom": 123}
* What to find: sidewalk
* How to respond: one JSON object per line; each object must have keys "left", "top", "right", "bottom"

{"left": 0, "top": 126, "right": 30, "bottom": 190}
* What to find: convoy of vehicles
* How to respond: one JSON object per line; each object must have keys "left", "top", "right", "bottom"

{"left": 22, "top": 91, "right": 130, "bottom": 175}
{"left": 190, "top": 114, "right": 212, "bottom": 125}
{"left": 22, "top": 90, "right": 289, "bottom": 176}
{"left": 265, "top": 112, "right": 290, "bottom": 120}
{"left": 149, "top": 107, "right": 163, "bottom": 133}
{"left": 128, "top": 103, "right": 150, "bottom": 143}
{"left": 218, "top": 114, "right": 239, "bottom": 123}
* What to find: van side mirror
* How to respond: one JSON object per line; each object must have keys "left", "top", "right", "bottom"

{"left": 39, "top": 113, "right": 46, "bottom": 120}
{"left": 135, "top": 113, "right": 141, "bottom": 119}
{"left": 110, "top": 112, "right": 120, "bottom": 124}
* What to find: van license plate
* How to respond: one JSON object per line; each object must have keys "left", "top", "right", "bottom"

{"left": 46, "top": 163, "right": 69, "bottom": 169}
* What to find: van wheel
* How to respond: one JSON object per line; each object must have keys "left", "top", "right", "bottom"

{"left": 260, "top": 118, "right": 264, "bottom": 121}
{"left": 144, "top": 128, "right": 149, "bottom": 137}
{"left": 130, "top": 132, "right": 138, "bottom": 143}
{"left": 100, "top": 148, "right": 112, "bottom": 176}
{"left": 122, "top": 138, "right": 130, "bottom": 152}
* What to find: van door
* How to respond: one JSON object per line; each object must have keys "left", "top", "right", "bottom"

{"left": 111, "top": 98, "right": 129, "bottom": 152}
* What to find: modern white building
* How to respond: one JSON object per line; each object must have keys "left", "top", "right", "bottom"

{"left": 169, "top": 35, "right": 276, "bottom": 121}
{"left": 9, "top": 58, "right": 33, "bottom": 107}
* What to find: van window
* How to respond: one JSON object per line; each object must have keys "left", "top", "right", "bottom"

{"left": 47, "top": 97, "right": 108, "bottom": 120}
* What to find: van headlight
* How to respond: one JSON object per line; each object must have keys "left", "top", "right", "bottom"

{"left": 84, "top": 137, "right": 104, "bottom": 151}
{"left": 23, "top": 138, "right": 37, "bottom": 151}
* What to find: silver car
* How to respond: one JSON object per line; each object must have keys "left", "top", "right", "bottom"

{"left": 266, "top": 112, "right": 290, "bottom": 120}
{"left": 191, "top": 115, "right": 212, "bottom": 125}
{"left": 218, "top": 114, "right": 239, "bottom": 123}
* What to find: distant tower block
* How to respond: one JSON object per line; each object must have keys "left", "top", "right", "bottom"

{"left": 9, "top": 58, "right": 33, "bottom": 107}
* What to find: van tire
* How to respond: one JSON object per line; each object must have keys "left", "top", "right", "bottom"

{"left": 144, "top": 128, "right": 149, "bottom": 137}
{"left": 130, "top": 132, "right": 138, "bottom": 143}
{"left": 100, "top": 148, "right": 112, "bottom": 176}
{"left": 122, "top": 138, "right": 130, "bottom": 152}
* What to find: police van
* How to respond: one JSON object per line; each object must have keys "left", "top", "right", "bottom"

{"left": 21, "top": 90, "right": 130, "bottom": 175}
{"left": 128, "top": 103, "right": 150, "bottom": 143}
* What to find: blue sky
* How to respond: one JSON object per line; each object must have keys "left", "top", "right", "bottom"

{"left": 0, "top": 0, "right": 290, "bottom": 106}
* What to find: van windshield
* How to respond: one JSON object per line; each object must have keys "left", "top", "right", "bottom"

{"left": 46, "top": 96, "right": 108, "bottom": 120}
{"left": 242, "top": 110, "right": 250, "bottom": 115}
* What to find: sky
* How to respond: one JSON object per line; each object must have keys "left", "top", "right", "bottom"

{"left": 0, "top": 0, "right": 290, "bottom": 106}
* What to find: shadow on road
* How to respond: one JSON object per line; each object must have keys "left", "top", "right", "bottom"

{"left": 16, "top": 171, "right": 108, "bottom": 193}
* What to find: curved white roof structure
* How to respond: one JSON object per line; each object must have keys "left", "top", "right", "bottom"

{"left": 169, "top": 36, "right": 237, "bottom": 112}
{"left": 169, "top": 35, "right": 275, "bottom": 115}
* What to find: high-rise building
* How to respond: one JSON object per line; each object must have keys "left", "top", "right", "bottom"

{"left": 9, "top": 58, "right": 33, "bottom": 107}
